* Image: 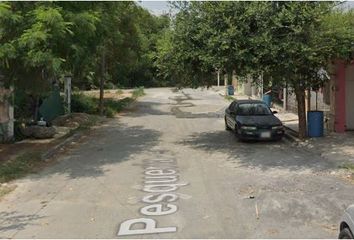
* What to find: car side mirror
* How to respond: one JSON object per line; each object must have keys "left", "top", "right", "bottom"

{"left": 272, "top": 110, "right": 278, "bottom": 114}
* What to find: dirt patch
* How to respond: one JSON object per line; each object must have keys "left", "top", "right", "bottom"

{"left": 83, "top": 90, "right": 132, "bottom": 100}
{"left": 0, "top": 142, "right": 45, "bottom": 163}
{"left": 52, "top": 113, "right": 96, "bottom": 128}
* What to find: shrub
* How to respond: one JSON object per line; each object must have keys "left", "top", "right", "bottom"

{"left": 116, "top": 89, "right": 123, "bottom": 95}
{"left": 71, "top": 92, "right": 98, "bottom": 114}
{"left": 70, "top": 92, "right": 134, "bottom": 118}
{"left": 104, "top": 106, "right": 116, "bottom": 118}
{"left": 104, "top": 81, "right": 116, "bottom": 89}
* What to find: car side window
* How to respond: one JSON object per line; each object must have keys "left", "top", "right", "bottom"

{"left": 228, "top": 102, "right": 236, "bottom": 111}
{"left": 236, "top": 104, "right": 252, "bottom": 115}
{"left": 232, "top": 103, "right": 238, "bottom": 112}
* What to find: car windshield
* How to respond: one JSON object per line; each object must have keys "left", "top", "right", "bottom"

{"left": 236, "top": 103, "right": 272, "bottom": 116}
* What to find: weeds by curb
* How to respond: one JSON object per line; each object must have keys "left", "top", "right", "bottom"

{"left": 0, "top": 184, "right": 16, "bottom": 200}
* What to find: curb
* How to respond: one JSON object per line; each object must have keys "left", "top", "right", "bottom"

{"left": 283, "top": 126, "right": 300, "bottom": 143}
{"left": 41, "top": 131, "right": 83, "bottom": 161}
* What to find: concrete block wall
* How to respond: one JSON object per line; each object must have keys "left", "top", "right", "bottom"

{"left": 286, "top": 90, "right": 330, "bottom": 113}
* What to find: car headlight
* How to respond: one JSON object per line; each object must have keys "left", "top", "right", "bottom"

{"left": 241, "top": 126, "right": 257, "bottom": 130}
{"left": 272, "top": 125, "right": 284, "bottom": 130}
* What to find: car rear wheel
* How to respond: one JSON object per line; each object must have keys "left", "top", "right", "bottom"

{"left": 339, "top": 227, "right": 354, "bottom": 239}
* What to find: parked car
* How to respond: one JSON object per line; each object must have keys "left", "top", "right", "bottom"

{"left": 339, "top": 205, "right": 354, "bottom": 239}
{"left": 225, "top": 100, "right": 284, "bottom": 141}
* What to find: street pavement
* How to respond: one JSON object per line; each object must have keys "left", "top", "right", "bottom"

{"left": 0, "top": 87, "right": 354, "bottom": 238}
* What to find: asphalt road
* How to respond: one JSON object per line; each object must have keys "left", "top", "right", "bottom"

{"left": 1, "top": 88, "right": 354, "bottom": 238}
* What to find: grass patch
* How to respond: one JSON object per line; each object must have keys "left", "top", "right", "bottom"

{"left": 71, "top": 92, "right": 98, "bottom": 114}
{"left": 224, "top": 95, "right": 236, "bottom": 101}
{"left": 78, "top": 114, "right": 100, "bottom": 129}
{"left": 71, "top": 92, "right": 136, "bottom": 118}
{"left": 0, "top": 151, "right": 42, "bottom": 183}
{"left": 131, "top": 87, "right": 145, "bottom": 98}
{"left": 0, "top": 184, "right": 16, "bottom": 199}
{"left": 65, "top": 115, "right": 100, "bottom": 137}
{"left": 339, "top": 163, "right": 354, "bottom": 172}
{"left": 103, "top": 97, "right": 134, "bottom": 117}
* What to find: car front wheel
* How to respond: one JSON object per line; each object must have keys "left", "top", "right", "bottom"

{"left": 339, "top": 227, "right": 354, "bottom": 239}
{"left": 225, "top": 118, "right": 231, "bottom": 131}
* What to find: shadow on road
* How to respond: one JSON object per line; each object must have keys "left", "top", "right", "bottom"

{"left": 31, "top": 122, "right": 162, "bottom": 180}
{"left": 123, "top": 101, "right": 172, "bottom": 117}
{"left": 179, "top": 130, "right": 336, "bottom": 172}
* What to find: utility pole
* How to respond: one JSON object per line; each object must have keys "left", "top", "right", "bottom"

{"left": 99, "top": 50, "right": 105, "bottom": 116}
{"left": 283, "top": 86, "right": 287, "bottom": 111}
{"left": 64, "top": 75, "right": 72, "bottom": 114}
{"left": 217, "top": 69, "right": 220, "bottom": 87}
{"left": 260, "top": 72, "right": 264, "bottom": 99}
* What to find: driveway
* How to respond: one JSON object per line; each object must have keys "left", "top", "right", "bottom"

{"left": 0, "top": 87, "right": 353, "bottom": 238}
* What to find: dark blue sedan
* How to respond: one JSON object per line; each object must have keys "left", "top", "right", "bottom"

{"left": 225, "top": 100, "right": 284, "bottom": 141}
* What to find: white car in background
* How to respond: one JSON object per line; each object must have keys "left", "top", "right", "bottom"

{"left": 339, "top": 205, "right": 354, "bottom": 239}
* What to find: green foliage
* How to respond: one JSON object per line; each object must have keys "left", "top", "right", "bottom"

{"left": 104, "top": 81, "right": 117, "bottom": 90}
{"left": 155, "top": 2, "right": 354, "bottom": 138}
{"left": 0, "top": 2, "right": 170, "bottom": 122}
{"left": 157, "top": 2, "right": 354, "bottom": 89}
{"left": 71, "top": 92, "right": 97, "bottom": 114}
{"left": 104, "top": 97, "right": 134, "bottom": 117}
{"left": 224, "top": 95, "right": 236, "bottom": 101}
{"left": 0, "top": 151, "right": 42, "bottom": 183}
{"left": 131, "top": 87, "right": 145, "bottom": 98}
{"left": 70, "top": 92, "right": 134, "bottom": 118}
{"left": 339, "top": 163, "right": 354, "bottom": 172}
{"left": 0, "top": 184, "right": 15, "bottom": 199}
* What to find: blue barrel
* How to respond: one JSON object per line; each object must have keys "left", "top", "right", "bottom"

{"left": 262, "top": 94, "right": 272, "bottom": 107}
{"left": 227, "top": 85, "right": 234, "bottom": 95}
{"left": 307, "top": 111, "right": 324, "bottom": 137}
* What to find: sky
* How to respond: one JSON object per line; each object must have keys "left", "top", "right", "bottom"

{"left": 137, "top": 0, "right": 354, "bottom": 16}
{"left": 137, "top": 1, "right": 170, "bottom": 16}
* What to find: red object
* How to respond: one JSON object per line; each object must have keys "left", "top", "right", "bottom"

{"left": 335, "top": 61, "right": 346, "bottom": 133}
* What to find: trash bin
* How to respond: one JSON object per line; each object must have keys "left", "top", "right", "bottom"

{"left": 307, "top": 111, "right": 324, "bottom": 137}
{"left": 227, "top": 85, "right": 234, "bottom": 95}
{"left": 262, "top": 94, "right": 272, "bottom": 107}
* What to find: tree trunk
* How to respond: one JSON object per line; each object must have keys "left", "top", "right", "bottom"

{"left": 34, "top": 95, "right": 40, "bottom": 121}
{"left": 99, "top": 51, "right": 105, "bottom": 116}
{"left": 0, "top": 86, "right": 14, "bottom": 142}
{"left": 295, "top": 87, "right": 307, "bottom": 139}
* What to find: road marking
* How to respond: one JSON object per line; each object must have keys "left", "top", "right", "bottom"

{"left": 117, "top": 158, "right": 189, "bottom": 236}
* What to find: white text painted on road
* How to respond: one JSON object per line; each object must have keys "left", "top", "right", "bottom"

{"left": 117, "top": 158, "right": 189, "bottom": 236}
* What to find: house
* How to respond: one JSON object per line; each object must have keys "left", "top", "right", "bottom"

{"left": 330, "top": 60, "right": 354, "bottom": 132}
{"left": 233, "top": 63, "right": 354, "bottom": 134}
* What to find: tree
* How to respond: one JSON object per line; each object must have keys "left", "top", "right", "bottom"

{"left": 257, "top": 2, "right": 352, "bottom": 139}
{"left": 156, "top": 2, "right": 354, "bottom": 139}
